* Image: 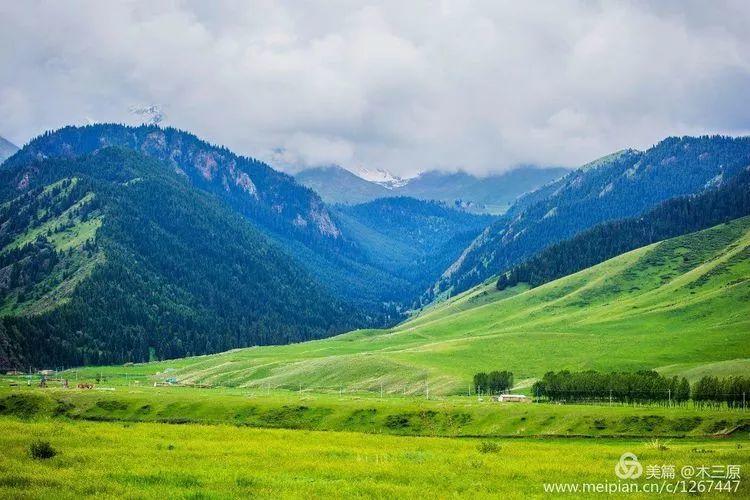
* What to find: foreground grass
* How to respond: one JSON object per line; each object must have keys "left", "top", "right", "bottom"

{"left": 1, "top": 417, "right": 748, "bottom": 499}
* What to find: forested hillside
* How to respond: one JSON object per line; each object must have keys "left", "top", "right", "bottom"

{"left": 4, "top": 125, "right": 341, "bottom": 246}
{"left": 0, "top": 148, "right": 357, "bottom": 370}
{"left": 335, "top": 198, "right": 495, "bottom": 300}
{"left": 497, "top": 165, "right": 750, "bottom": 290}
{"left": 4, "top": 125, "right": 492, "bottom": 318}
{"left": 431, "top": 136, "right": 750, "bottom": 300}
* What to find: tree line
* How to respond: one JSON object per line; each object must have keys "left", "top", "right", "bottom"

{"left": 533, "top": 370, "right": 750, "bottom": 407}
{"left": 692, "top": 375, "right": 750, "bottom": 408}
{"left": 473, "top": 370, "right": 514, "bottom": 394}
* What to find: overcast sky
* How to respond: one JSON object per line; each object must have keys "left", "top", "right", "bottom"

{"left": 2, "top": 1, "right": 750, "bottom": 175}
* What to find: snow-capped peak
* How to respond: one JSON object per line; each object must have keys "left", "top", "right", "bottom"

{"left": 351, "top": 166, "right": 410, "bottom": 189}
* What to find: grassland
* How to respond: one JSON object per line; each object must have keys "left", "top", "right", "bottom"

{"left": 1, "top": 415, "right": 748, "bottom": 499}
{"left": 64, "top": 217, "right": 750, "bottom": 395}
{"left": 3, "top": 387, "right": 749, "bottom": 439}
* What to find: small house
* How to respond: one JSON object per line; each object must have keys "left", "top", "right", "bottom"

{"left": 494, "top": 393, "right": 531, "bottom": 403}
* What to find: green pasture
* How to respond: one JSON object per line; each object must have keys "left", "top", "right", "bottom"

{"left": 1, "top": 417, "right": 748, "bottom": 499}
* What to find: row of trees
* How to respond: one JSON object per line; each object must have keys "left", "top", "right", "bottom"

{"left": 473, "top": 371, "right": 514, "bottom": 394}
{"left": 533, "top": 370, "right": 690, "bottom": 405}
{"left": 533, "top": 370, "right": 750, "bottom": 407}
{"left": 693, "top": 376, "right": 750, "bottom": 408}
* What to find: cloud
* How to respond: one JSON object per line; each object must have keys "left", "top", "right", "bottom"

{"left": 1, "top": 0, "right": 749, "bottom": 175}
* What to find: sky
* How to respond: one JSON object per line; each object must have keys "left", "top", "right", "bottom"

{"left": 1, "top": 1, "right": 750, "bottom": 176}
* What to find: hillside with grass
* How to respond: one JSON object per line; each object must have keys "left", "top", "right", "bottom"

{"left": 431, "top": 136, "right": 750, "bottom": 300}
{"left": 102, "top": 216, "right": 750, "bottom": 394}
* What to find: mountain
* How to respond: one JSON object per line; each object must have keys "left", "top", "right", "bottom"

{"left": 431, "top": 136, "right": 750, "bottom": 300}
{"left": 295, "top": 166, "right": 391, "bottom": 204}
{"left": 497, "top": 164, "right": 750, "bottom": 290}
{"left": 139, "top": 216, "right": 750, "bottom": 394}
{"left": 334, "top": 197, "right": 495, "bottom": 301}
{"left": 3, "top": 125, "right": 465, "bottom": 319}
{"left": 5, "top": 125, "right": 342, "bottom": 248}
{"left": 398, "top": 167, "right": 569, "bottom": 213}
{"left": 295, "top": 165, "right": 568, "bottom": 213}
{"left": 1, "top": 124, "right": 498, "bottom": 332}
{"left": 0, "top": 148, "right": 358, "bottom": 370}
{"left": 0, "top": 136, "right": 18, "bottom": 164}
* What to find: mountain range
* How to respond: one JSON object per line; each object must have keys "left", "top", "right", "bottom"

{"left": 0, "top": 148, "right": 359, "bottom": 368}
{"left": 0, "top": 124, "right": 748, "bottom": 370}
{"left": 296, "top": 165, "right": 568, "bottom": 213}
{"left": 0, "top": 125, "right": 494, "bottom": 368}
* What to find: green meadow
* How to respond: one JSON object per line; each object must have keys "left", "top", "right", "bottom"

{"left": 1, "top": 416, "right": 748, "bottom": 499}
{"left": 64, "top": 217, "right": 750, "bottom": 395}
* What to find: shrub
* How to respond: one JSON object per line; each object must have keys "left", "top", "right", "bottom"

{"left": 28, "top": 440, "right": 56, "bottom": 460}
{"left": 477, "top": 441, "right": 501, "bottom": 454}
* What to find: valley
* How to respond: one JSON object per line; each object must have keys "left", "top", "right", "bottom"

{"left": 57, "top": 216, "right": 749, "bottom": 395}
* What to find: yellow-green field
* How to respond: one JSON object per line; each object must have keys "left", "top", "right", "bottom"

{"left": 1, "top": 416, "right": 748, "bottom": 499}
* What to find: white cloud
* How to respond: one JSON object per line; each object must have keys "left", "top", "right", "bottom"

{"left": 1, "top": 0, "right": 749, "bottom": 175}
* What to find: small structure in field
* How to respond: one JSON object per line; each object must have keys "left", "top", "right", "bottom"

{"left": 493, "top": 393, "right": 531, "bottom": 403}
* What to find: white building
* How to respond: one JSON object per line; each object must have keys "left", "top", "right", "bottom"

{"left": 494, "top": 394, "right": 531, "bottom": 403}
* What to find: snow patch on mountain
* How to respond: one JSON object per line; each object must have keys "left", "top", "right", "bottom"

{"left": 351, "top": 166, "right": 412, "bottom": 189}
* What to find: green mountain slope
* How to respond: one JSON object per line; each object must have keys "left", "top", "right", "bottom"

{"left": 497, "top": 165, "right": 750, "bottom": 290}
{"left": 0, "top": 148, "right": 357, "bottom": 370}
{"left": 123, "top": 216, "right": 750, "bottom": 394}
{"left": 431, "top": 136, "right": 750, "bottom": 300}
{"left": 334, "top": 198, "right": 495, "bottom": 300}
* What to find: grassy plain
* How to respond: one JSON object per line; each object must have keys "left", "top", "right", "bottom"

{"left": 1, "top": 416, "right": 748, "bottom": 499}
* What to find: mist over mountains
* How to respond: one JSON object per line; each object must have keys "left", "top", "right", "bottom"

{"left": 296, "top": 165, "right": 569, "bottom": 213}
